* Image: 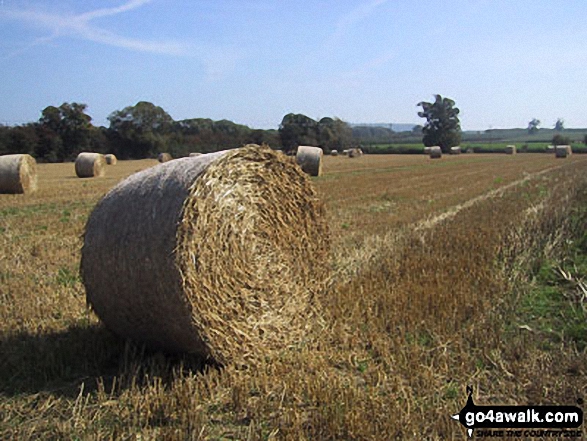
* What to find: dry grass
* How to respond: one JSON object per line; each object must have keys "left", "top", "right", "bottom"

{"left": 1, "top": 154, "right": 586, "bottom": 439}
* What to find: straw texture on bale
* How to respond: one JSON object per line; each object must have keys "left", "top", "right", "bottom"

{"left": 158, "top": 152, "right": 173, "bottom": 163}
{"left": 0, "top": 154, "right": 37, "bottom": 194}
{"left": 295, "top": 145, "right": 323, "bottom": 176}
{"left": 555, "top": 145, "right": 569, "bottom": 158}
{"left": 189, "top": 152, "right": 203, "bottom": 157}
{"left": 81, "top": 144, "right": 330, "bottom": 365}
{"left": 75, "top": 152, "right": 106, "bottom": 178}
{"left": 104, "top": 154, "right": 117, "bottom": 165}
{"left": 429, "top": 146, "right": 442, "bottom": 159}
{"left": 450, "top": 146, "right": 461, "bottom": 155}
{"left": 505, "top": 145, "right": 516, "bottom": 155}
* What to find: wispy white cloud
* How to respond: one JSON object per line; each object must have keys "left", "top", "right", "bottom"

{"left": 0, "top": 0, "right": 188, "bottom": 56}
{"left": 324, "top": 0, "right": 390, "bottom": 49}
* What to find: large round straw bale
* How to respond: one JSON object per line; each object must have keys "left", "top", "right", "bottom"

{"left": 429, "top": 146, "right": 442, "bottom": 159}
{"left": 555, "top": 145, "right": 569, "bottom": 158}
{"left": 104, "top": 154, "right": 118, "bottom": 165}
{"left": 81, "top": 144, "right": 330, "bottom": 365}
{"left": 505, "top": 145, "right": 516, "bottom": 155}
{"left": 189, "top": 152, "right": 203, "bottom": 157}
{"left": 158, "top": 152, "right": 172, "bottom": 163}
{"left": 0, "top": 154, "right": 37, "bottom": 194}
{"left": 450, "top": 146, "right": 461, "bottom": 155}
{"left": 75, "top": 152, "right": 106, "bottom": 178}
{"left": 295, "top": 145, "right": 323, "bottom": 176}
{"left": 330, "top": 150, "right": 339, "bottom": 156}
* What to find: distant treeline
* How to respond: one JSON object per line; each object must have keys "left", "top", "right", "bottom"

{"left": 0, "top": 101, "right": 405, "bottom": 162}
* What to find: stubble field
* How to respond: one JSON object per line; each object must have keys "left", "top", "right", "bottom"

{"left": 1, "top": 153, "right": 586, "bottom": 439}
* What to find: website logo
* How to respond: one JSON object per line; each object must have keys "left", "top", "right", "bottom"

{"left": 451, "top": 386, "right": 583, "bottom": 438}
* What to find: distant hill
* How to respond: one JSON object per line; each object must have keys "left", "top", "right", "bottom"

{"left": 462, "top": 128, "right": 587, "bottom": 143}
{"left": 350, "top": 123, "right": 416, "bottom": 132}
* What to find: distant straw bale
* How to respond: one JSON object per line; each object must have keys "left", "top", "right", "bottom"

{"left": 559, "top": 145, "right": 572, "bottom": 156}
{"left": 330, "top": 150, "right": 339, "bottom": 156}
{"left": 450, "top": 146, "right": 461, "bottom": 155}
{"left": 158, "top": 153, "right": 172, "bottom": 163}
{"left": 348, "top": 148, "right": 363, "bottom": 158}
{"left": 75, "top": 152, "right": 106, "bottom": 178}
{"left": 104, "top": 154, "right": 117, "bottom": 165}
{"left": 546, "top": 145, "right": 555, "bottom": 153}
{"left": 505, "top": 145, "right": 517, "bottom": 155}
{"left": 424, "top": 147, "right": 432, "bottom": 155}
{"left": 0, "top": 154, "right": 37, "bottom": 194}
{"left": 555, "top": 145, "right": 569, "bottom": 158}
{"left": 81, "top": 144, "right": 330, "bottom": 365}
{"left": 429, "top": 146, "right": 442, "bottom": 159}
{"left": 296, "top": 145, "right": 323, "bottom": 176}
{"left": 189, "top": 152, "right": 203, "bottom": 157}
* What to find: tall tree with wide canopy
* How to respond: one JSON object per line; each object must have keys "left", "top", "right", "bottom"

{"left": 417, "top": 95, "right": 461, "bottom": 153}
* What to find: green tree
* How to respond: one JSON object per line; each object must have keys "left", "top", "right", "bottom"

{"left": 317, "top": 117, "right": 352, "bottom": 152}
{"left": 6, "top": 125, "right": 38, "bottom": 155}
{"left": 417, "top": 95, "right": 461, "bottom": 153}
{"left": 278, "top": 113, "right": 319, "bottom": 153}
{"left": 527, "top": 118, "right": 541, "bottom": 134}
{"left": 552, "top": 134, "right": 571, "bottom": 146}
{"left": 554, "top": 118, "right": 564, "bottom": 131}
{"left": 39, "top": 102, "right": 93, "bottom": 161}
{"left": 108, "top": 101, "right": 173, "bottom": 159}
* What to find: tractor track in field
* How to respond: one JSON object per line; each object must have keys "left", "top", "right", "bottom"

{"left": 329, "top": 159, "right": 582, "bottom": 287}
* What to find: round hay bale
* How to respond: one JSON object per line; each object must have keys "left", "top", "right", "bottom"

{"left": 81, "top": 144, "right": 330, "bottom": 365}
{"left": 104, "top": 154, "right": 118, "bottom": 165}
{"left": 429, "top": 146, "right": 442, "bottom": 159}
{"left": 75, "top": 152, "right": 106, "bottom": 178}
{"left": 295, "top": 145, "right": 323, "bottom": 176}
{"left": 0, "top": 154, "right": 37, "bottom": 194}
{"left": 342, "top": 149, "right": 350, "bottom": 155}
{"left": 189, "top": 152, "right": 203, "bottom": 157}
{"left": 423, "top": 146, "right": 432, "bottom": 155}
{"left": 158, "top": 152, "right": 173, "bottom": 163}
{"left": 504, "top": 145, "right": 516, "bottom": 155}
{"left": 559, "top": 145, "right": 572, "bottom": 156}
{"left": 330, "top": 150, "right": 339, "bottom": 156}
{"left": 546, "top": 145, "right": 555, "bottom": 153}
{"left": 450, "top": 146, "right": 461, "bottom": 155}
{"left": 555, "top": 145, "right": 569, "bottom": 158}
{"left": 348, "top": 148, "right": 362, "bottom": 158}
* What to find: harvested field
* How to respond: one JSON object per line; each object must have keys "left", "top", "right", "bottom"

{"left": 1, "top": 153, "right": 586, "bottom": 439}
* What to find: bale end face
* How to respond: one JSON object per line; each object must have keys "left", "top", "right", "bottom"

{"left": 75, "top": 153, "right": 106, "bottom": 178}
{"left": 429, "top": 146, "right": 442, "bottom": 159}
{"left": 505, "top": 145, "right": 517, "bottom": 155}
{"left": 296, "top": 146, "right": 323, "bottom": 176}
{"left": 105, "top": 154, "right": 118, "bottom": 165}
{"left": 0, "top": 154, "right": 37, "bottom": 194}
{"left": 555, "top": 146, "right": 569, "bottom": 158}
{"left": 158, "top": 153, "right": 173, "bottom": 163}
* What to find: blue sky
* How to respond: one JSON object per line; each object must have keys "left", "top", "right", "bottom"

{"left": 1, "top": 0, "right": 586, "bottom": 130}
